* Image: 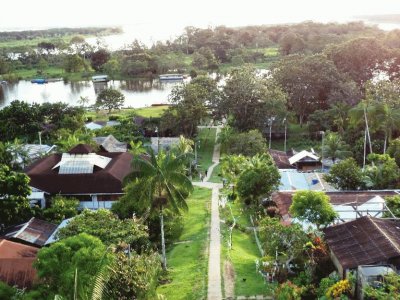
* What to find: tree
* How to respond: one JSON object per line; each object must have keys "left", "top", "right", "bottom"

{"left": 165, "top": 76, "right": 216, "bottom": 136}
{"left": 387, "top": 138, "right": 400, "bottom": 166}
{"left": 63, "top": 54, "right": 85, "bottom": 72}
{"left": 290, "top": 191, "right": 337, "bottom": 229}
{"left": 0, "top": 165, "right": 32, "bottom": 231}
{"left": 364, "top": 273, "right": 400, "bottom": 299}
{"left": 322, "top": 132, "right": 352, "bottom": 163}
{"left": 90, "top": 49, "right": 111, "bottom": 71}
{"left": 224, "top": 129, "right": 267, "bottom": 157}
{"left": 324, "top": 158, "right": 365, "bottom": 190}
{"left": 279, "top": 32, "right": 306, "bottom": 55}
{"left": 174, "top": 135, "right": 194, "bottom": 155}
{"left": 273, "top": 54, "right": 351, "bottom": 125}
{"left": 259, "top": 217, "right": 309, "bottom": 273}
{"left": 58, "top": 209, "right": 149, "bottom": 251}
{"left": 219, "top": 154, "right": 248, "bottom": 186}
{"left": 96, "top": 88, "right": 125, "bottom": 113}
{"left": 127, "top": 150, "right": 193, "bottom": 270}
{"left": 236, "top": 153, "right": 281, "bottom": 205}
{"left": 42, "top": 196, "right": 79, "bottom": 223}
{"left": 384, "top": 195, "right": 400, "bottom": 218}
{"left": 326, "top": 37, "right": 389, "bottom": 86}
{"left": 103, "top": 58, "right": 121, "bottom": 80}
{"left": 34, "top": 233, "right": 112, "bottom": 299}
{"left": 218, "top": 66, "right": 287, "bottom": 131}
{"left": 364, "top": 154, "right": 400, "bottom": 189}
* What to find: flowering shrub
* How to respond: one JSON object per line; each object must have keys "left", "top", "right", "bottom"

{"left": 275, "top": 281, "right": 303, "bottom": 300}
{"left": 326, "top": 279, "right": 351, "bottom": 299}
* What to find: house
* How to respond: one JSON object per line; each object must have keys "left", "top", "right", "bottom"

{"left": 272, "top": 191, "right": 397, "bottom": 223}
{"left": 25, "top": 144, "right": 133, "bottom": 209}
{"left": 323, "top": 216, "right": 400, "bottom": 277}
{"left": 269, "top": 149, "right": 321, "bottom": 171}
{"left": 93, "top": 135, "right": 127, "bottom": 152}
{"left": 288, "top": 149, "right": 321, "bottom": 171}
{"left": 1, "top": 217, "right": 58, "bottom": 248}
{"left": 0, "top": 239, "right": 38, "bottom": 288}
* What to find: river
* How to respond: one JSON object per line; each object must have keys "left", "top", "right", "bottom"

{"left": 0, "top": 78, "right": 189, "bottom": 109}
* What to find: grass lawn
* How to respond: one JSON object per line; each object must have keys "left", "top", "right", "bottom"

{"left": 220, "top": 200, "right": 275, "bottom": 297}
{"left": 196, "top": 128, "right": 216, "bottom": 179}
{"left": 157, "top": 187, "right": 211, "bottom": 299}
{"left": 208, "top": 163, "right": 222, "bottom": 183}
{"left": 84, "top": 105, "right": 169, "bottom": 122}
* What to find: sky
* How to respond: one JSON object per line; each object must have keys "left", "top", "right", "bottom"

{"left": 2, "top": 0, "right": 400, "bottom": 31}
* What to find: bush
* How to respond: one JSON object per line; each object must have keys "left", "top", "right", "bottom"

{"left": 275, "top": 281, "right": 303, "bottom": 300}
{"left": 108, "top": 115, "right": 120, "bottom": 121}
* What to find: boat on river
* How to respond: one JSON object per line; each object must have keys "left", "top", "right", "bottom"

{"left": 31, "top": 78, "right": 48, "bottom": 84}
{"left": 159, "top": 74, "right": 183, "bottom": 81}
{"left": 92, "top": 75, "right": 109, "bottom": 82}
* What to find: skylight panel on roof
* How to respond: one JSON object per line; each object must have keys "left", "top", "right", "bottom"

{"left": 53, "top": 153, "right": 112, "bottom": 174}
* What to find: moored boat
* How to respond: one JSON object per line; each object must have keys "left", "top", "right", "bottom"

{"left": 159, "top": 74, "right": 184, "bottom": 80}
{"left": 31, "top": 78, "right": 48, "bottom": 84}
{"left": 92, "top": 75, "right": 109, "bottom": 82}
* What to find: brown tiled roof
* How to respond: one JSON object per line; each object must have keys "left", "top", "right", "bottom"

{"left": 25, "top": 150, "right": 133, "bottom": 194}
{"left": 2, "top": 218, "right": 57, "bottom": 247}
{"left": 323, "top": 216, "right": 400, "bottom": 269}
{"left": 272, "top": 191, "right": 398, "bottom": 217}
{"left": 68, "top": 144, "right": 93, "bottom": 154}
{"left": 0, "top": 239, "right": 38, "bottom": 288}
{"left": 269, "top": 149, "right": 295, "bottom": 169}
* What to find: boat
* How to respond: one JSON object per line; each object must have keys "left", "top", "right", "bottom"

{"left": 92, "top": 75, "right": 109, "bottom": 82}
{"left": 31, "top": 78, "right": 48, "bottom": 84}
{"left": 47, "top": 78, "right": 63, "bottom": 82}
{"left": 159, "top": 74, "right": 184, "bottom": 81}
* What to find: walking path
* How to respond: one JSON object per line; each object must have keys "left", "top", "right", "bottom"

{"left": 193, "top": 126, "right": 222, "bottom": 300}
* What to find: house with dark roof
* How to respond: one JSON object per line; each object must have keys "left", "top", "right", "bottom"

{"left": 25, "top": 144, "right": 133, "bottom": 209}
{"left": 323, "top": 216, "right": 400, "bottom": 277}
{"left": 269, "top": 149, "right": 321, "bottom": 171}
{"left": 2, "top": 217, "right": 58, "bottom": 247}
{"left": 272, "top": 191, "right": 398, "bottom": 224}
{"left": 0, "top": 239, "right": 38, "bottom": 288}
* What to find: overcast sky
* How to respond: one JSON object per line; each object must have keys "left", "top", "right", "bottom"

{"left": 2, "top": 0, "right": 400, "bottom": 30}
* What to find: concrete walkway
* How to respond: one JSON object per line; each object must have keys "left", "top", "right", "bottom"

{"left": 193, "top": 126, "right": 222, "bottom": 300}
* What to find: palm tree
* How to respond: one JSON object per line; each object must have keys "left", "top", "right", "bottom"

{"left": 322, "top": 132, "right": 352, "bottom": 163}
{"left": 129, "top": 150, "right": 193, "bottom": 270}
{"left": 175, "top": 135, "right": 194, "bottom": 155}
{"left": 374, "top": 103, "right": 400, "bottom": 153}
{"left": 129, "top": 140, "right": 147, "bottom": 157}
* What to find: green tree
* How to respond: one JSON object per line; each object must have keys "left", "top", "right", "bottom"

{"left": 279, "top": 32, "right": 306, "bottom": 55}
{"left": 384, "top": 195, "right": 400, "bottom": 218}
{"left": 0, "top": 165, "right": 32, "bottom": 231}
{"left": 259, "top": 217, "right": 309, "bottom": 273}
{"left": 127, "top": 150, "right": 193, "bottom": 270}
{"left": 387, "top": 138, "right": 400, "bottom": 166}
{"left": 42, "top": 196, "right": 79, "bottom": 223}
{"left": 58, "top": 209, "right": 149, "bottom": 251}
{"left": 322, "top": 132, "right": 352, "bottom": 163}
{"left": 174, "top": 135, "right": 194, "bottom": 155}
{"left": 63, "top": 54, "right": 85, "bottom": 72}
{"left": 364, "top": 153, "right": 400, "bottom": 189}
{"left": 326, "top": 37, "right": 389, "bottom": 86}
{"left": 290, "top": 191, "right": 337, "bottom": 229}
{"left": 273, "top": 54, "right": 351, "bottom": 125}
{"left": 236, "top": 153, "right": 281, "bottom": 205}
{"left": 103, "top": 58, "right": 121, "bottom": 80}
{"left": 324, "top": 158, "right": 365, "bottom": 190}
{"left": 219, "top": 154, "right": 248, "bottom": 186}
{"left": 128, "top": 140, "right": 147, "bottom": 157}
{"left": 34, "top": 233, "right": 112, "bottom": 299}
{"left": 224, "top": 129, "right": 267, "bottom": 157}
{"left": 96, "top": 88, "right": 125, "bottom": 113}
{"left": 219, "top": 66, "right": 287, "bottom": 131}
{"left": 364, "top": 273, "right": 400, "bottom": 299}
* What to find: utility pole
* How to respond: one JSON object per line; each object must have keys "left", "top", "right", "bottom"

{"left": 283, "top": 117, "right": 287, "bottom": 152}
{"left": 268, "top": 116, "right": 275, "bottom": 149}
{"left": 321, "top": 131, "right": 325, "bottom": 171}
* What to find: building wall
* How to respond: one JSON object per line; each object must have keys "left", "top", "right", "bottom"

{"left": 79, "top": 195, "right": 118, "bottom": 210}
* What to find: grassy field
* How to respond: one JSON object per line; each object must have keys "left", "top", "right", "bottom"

{"left": 196, "top": 128, "right": 217, "bottom": 179}
{"left": 220, "top": 200, "right": 275, "bottom": 297}
{"left": 84, "top": 105, "right": 169, "bottom": 122}
{"left": 208, "top": 163, "right": 222, "bottom": 183}
{"left": 157, "top": 187, "right": 211, "bottom": 299}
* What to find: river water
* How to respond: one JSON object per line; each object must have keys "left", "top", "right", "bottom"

{"left": 0, "top": 78, "right": 189, "bottom": 109}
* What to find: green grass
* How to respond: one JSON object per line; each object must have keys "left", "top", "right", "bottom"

{"left": 84, "top": 106, "right": 169, "bottom": 122}
{"left": 157, "top": 187, "right": 211, "bottom": 299}
{"left": 270, "top": 123, "right": 321, "bottom": 151}
{"left": 208, "top": 163, "right": 222, "bottom": 183}
{"left": 10, "top": 66, "right": 93, "bottom": 81}
{"left": 220, "top": 200, "right": 275, "bottom": 297}
{"left": 196, "top": 128, "right": 217, "bottom": 179}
